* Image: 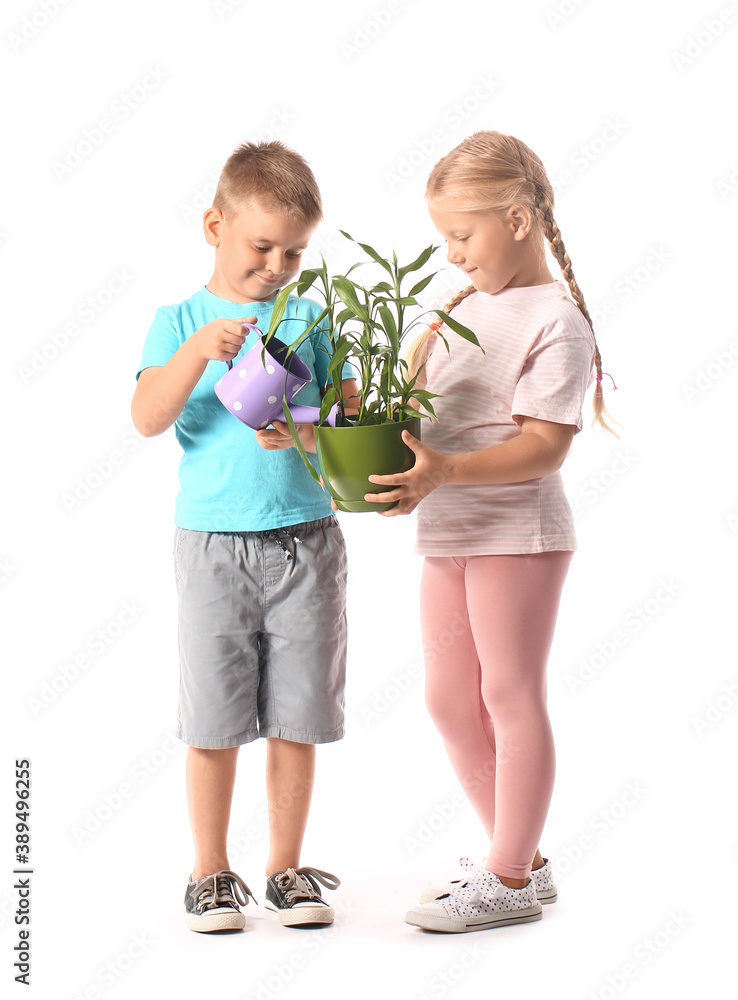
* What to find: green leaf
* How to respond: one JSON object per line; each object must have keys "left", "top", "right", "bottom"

{"left": 377, "top": 304, "right": 398, "bottom": 353}
{"left": 274, "top": 306, "right": 330, "bottom": 358}
{"left": 345, "top": 261, "right": 367, "bottom": 277}
{"left": 333, "top": 276, "right": 370, "bottom": 320}
{"left": 435, "top": 310, "right": 484, "bottom": 350}
{"left": 340, "top": 230, "right": 394, "bottom": 276}
{"left": 327, "top": 340, "right": 353, "bottom": 379}
{"left": 408, "top": 273, "right": 435, "bottom": 297}
{"left": 398, "top": 244, "right": 436, "bottom": 281}
{"left": 335, "top": 306, "right": 357, "bottom": 326}
{"left": 296, "top": 269, "right": 320, "bottom": 297}
{"left": 318, "top": 386, "right": 338, "bottom": 423}
{"left": 395, "top": 403, "right": 427, "bottom": 421}
{"left": 281, "top": 399, "right": 321, "bottom": 483}
{"left": 264, "top": 282, "right": 298, "bottom": 340}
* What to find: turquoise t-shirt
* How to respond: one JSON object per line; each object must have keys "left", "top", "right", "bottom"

{"left": 137, "top": 286, "right": 355, "bottom": 531}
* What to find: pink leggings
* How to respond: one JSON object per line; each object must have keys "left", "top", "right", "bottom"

{"left": 420, "top": 551, "right": 573, "bottom": 879}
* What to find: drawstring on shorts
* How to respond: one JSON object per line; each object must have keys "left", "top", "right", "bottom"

{"left": 264, "top": 527, "right": 304, "bottom": 561}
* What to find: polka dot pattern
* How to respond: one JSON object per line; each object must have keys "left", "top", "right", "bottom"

{"left": 422, "top": 855, "right": 556, "bottom": 904}
{"left": 430, "top": 869, "right": 537, "bottom": 918}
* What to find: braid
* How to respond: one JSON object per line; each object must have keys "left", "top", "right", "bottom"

{"left": 538, "top": 202, "right": 619, "bottom": 437}
{"left": 443, "top": 284, "right": 476, "bottom": 314}
{"left": 539, "top": 206, "right": 593, "bottom": 326}
{"left": 404, "top": 284, "right": 476, "bottom": 380}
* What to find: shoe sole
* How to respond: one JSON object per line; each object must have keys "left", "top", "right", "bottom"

{"left": 264, "top": 900, "right": 334, "bottom": 926}
{"left": 419, "top": 884, "right": 557, "bottom": 905}
{"left": 405, "top": 903, "right": 542, "bottom": 933}
{"left": 185, "top": 909, "right": 246, "bottom": 932}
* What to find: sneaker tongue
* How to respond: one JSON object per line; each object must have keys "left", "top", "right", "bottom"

{"left": 277, "top": 869, "right": 318, "bottom": 901}
{"left": 293, "top": 873, "right": 319, "bottom": 899}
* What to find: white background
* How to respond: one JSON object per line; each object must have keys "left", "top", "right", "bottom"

{"left": 3, "top": 0, "right": 737, "bottom": 997}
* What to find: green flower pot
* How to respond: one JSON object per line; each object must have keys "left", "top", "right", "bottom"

{"left": 316, "top": 417, "right": 421, "bottom": 513}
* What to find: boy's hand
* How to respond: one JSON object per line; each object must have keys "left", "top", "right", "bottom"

{"left": 255, "top": 420, "right": 318, "bottom": 454}
{"left": 189, "top": 316, "right": 257, "bottom": 364}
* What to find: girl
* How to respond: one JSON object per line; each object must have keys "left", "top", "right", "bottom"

{"left": 365, "top": 130, "right": 617, "bottom": 933}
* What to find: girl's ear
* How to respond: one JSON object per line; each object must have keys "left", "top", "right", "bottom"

{"left": 507, "top": 203, "right": 534, "bottom": 240}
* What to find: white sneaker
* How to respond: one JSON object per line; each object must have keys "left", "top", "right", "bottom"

{"left": 406, "top": 868, "right": 542, "bottom": 933}
{"left": 419, "top": 856, "right": 557, "bottom": 905}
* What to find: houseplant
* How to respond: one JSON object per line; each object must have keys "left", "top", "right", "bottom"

{"left": 262, "top": 231, "right": 482, "bottom": 512}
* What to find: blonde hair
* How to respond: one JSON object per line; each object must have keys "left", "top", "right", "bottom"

{"left": 212, "top": 140, "right": 323, "bottom": 225}
{"left": 408, "top": 130, "right": 618, "bottom": 436}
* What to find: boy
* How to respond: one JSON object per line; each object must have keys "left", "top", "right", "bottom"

{"left": 131, "top": 141, "right": 358, "bottom": 932}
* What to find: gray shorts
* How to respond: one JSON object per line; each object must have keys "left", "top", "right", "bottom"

{"left": 173, "top": 516, "right": 347, "bottom": 748}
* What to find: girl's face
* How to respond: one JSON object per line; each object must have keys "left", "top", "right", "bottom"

{"left": 429, "top": 202, "right": 549, "bottom": 293}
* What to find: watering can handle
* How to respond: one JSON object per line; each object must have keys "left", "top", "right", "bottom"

{"left": 226, "top": 322, "right": 263, "bottom": 370}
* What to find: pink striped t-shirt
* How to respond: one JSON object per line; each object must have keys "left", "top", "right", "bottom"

{"left": 414, "top": 280, "right": 595, "bottom": 556}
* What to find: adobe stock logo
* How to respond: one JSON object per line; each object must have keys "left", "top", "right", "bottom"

{"left": 51, "top": 66, "right": 169, "bottom": 180}
{"left": 384, "top": 75, "right": 501, "bottom": 191}
{"left": 681, "top": 339, "right": 738, "bottom": 404}
{"left": 565, "top": 577, "right": 682, "bottom": 695}
{"left": 672, "top": 2, "right": 738, "bottom": 72}
{"left": 7, "top": 0, "right": 70, "bottom": 51}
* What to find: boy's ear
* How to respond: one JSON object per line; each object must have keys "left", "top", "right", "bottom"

{"left": 203, "top": 207, "right": 225, "bottom": 248}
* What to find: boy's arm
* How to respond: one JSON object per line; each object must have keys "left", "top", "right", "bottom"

{"left": 131, "top": 317, "right": 254, "bottom": 437}
{"left": 341, "top": 378, "right": 361, "bottom": 415}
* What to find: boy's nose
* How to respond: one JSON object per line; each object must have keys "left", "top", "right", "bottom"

{"left": 265, "top": 253, "right": 286, "bottom": 276}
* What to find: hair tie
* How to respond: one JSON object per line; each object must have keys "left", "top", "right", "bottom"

{"left": 428, "top": 320, "right": 443, "bottom": 332}
{"left": 595, "top": 370, "right": 617, "bottom": 397}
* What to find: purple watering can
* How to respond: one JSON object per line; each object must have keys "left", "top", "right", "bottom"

{"left": 214, "top": 323, "right": 339, "bottom": 430}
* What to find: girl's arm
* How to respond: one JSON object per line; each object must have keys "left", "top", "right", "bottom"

{"left": 365, "top": 416, "right": 576, "bottom": 516}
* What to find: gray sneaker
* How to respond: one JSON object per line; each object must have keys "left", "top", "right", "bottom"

{"left": 265, "top": 866, "right": 340, "bottom": 926}
{"left": 184, "top": 870, "right": 256, "bottom": 932}
{"left": 419, "top": 856, "right": 557, "bottom": 905}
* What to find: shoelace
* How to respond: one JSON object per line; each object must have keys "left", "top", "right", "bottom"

{"left": 439, "top": 869, "right": 498, "bottom": 905}
{"left": 190, "top": 870, "right": 255, "bottom": 913}
{"left": 274, "top": 866, "right": 340, "bottom": 903}
{"left": 434, "top": 858, "right": 483, "bottom": 901}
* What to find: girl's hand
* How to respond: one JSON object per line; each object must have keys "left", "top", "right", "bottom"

{"left": 364, "top": 431, "right": 452, "bottom": 516}
{"left": 255, "top": 420, "right": 317, "bottom": 453}
{"left": 189, "top": 316, "right": 257, "bottom": 364}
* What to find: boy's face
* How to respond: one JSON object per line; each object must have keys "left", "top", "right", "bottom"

{"left": 205, "top": 200, "right": 315, "bottom": 304}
